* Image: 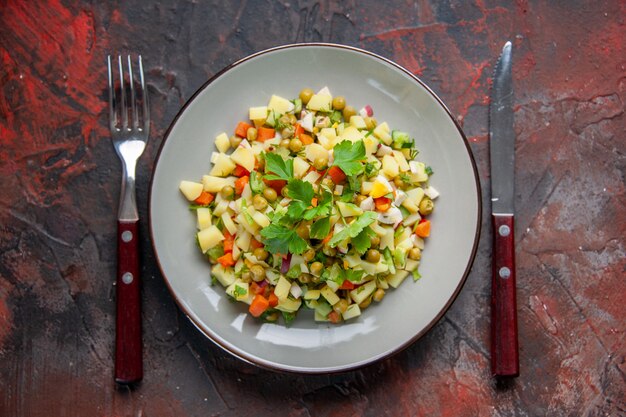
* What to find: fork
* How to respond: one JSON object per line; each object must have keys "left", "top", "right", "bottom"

{"left": 107, "top": 55, "right": 149, "bottom": 384}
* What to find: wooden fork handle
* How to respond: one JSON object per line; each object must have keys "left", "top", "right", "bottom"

{"left": 115, "top": 220, "right": 143, "bottom": 384}
{"left": 491, "top": 214, "right": 519, "bottom": 377}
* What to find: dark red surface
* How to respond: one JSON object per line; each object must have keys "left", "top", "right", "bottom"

{"left": 491, "top": 215, "right": 519, "bottom": 377}
{"left": 116, "top": 220, "right": 142, "bottom": 384}
{"left": 1, "top": 1, "right": 625, "bottom": 416}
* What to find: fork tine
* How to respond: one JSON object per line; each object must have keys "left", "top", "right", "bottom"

{"left": 107, "top": 55, "right": 117, "bottom": 131}
{"left": 127, "top": 55, "right": 139, "bottom": 130}
{"left": 117, "top": 55, "right": 128, "bottom": 131}
{"left": 138, "top": 55, "right": 149, "bottom": 134}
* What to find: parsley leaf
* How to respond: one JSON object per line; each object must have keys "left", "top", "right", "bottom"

{"left": 425, "top": 166, "right": 434, "bottom": 175}
{"left": 303, "top": 189, "right": 333, "bottom": 220}
{"left": 282, "top": 311, "right": 297, "bottom": 325}
{"left": 234, "top": 285, "right": 247, "bottom": 297}
{"left": 287, "top": 179, "right": 314, "bottom": 204}
{"left": 264, "top": 153, "right": 293, "bottom": 181}
{"left": 344, "top": 269, "right": 365, "bottom": 282}
{"left": 287, "top": 201, "right": 308, "bottom": 219}
{"left": 351, "top": 226, "right": 375, "bottom": 255}
{"left": 328, "top": 211, "right": 377, "bottom": 247}
{"left": 332, "top": 140, "right": 365, "bottom": 176}
{"left": 260, "top": 224, "right": 308, "bottom": 255}
{"left": 310, "top": 216, "right": 331, "bottom": 240}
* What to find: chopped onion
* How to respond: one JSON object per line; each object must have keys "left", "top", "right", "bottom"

{"left": 359, "top": 196, "right": 375, "bottom": 211}
{"left": 376, "top": 144, "right": 393, "bottom": 156}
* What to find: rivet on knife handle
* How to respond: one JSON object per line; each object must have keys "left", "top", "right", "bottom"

{"left": 491, "top": 214, "right": 519, "bottom": 376}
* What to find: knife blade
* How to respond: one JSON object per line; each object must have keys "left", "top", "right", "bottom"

{"left": 489, "top": 41, "right": 519, "bottom": 377}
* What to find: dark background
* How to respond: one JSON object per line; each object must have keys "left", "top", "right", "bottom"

{"left": 1, "top": 1, "right": 624, "bottom": 416}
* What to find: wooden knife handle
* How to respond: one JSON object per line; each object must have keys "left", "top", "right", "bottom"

{"left": 115, "top": 220, "right": 143, "bottom": 384}
{"left": 491, "top": 214, "right": 519, "bottom": 377}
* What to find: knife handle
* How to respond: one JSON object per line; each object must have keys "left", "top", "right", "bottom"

{"left": 115, "top": 220, "right": 143, "bottom": 384}
{"left": 491, "top": 214, "right": 519, "bottom": 377}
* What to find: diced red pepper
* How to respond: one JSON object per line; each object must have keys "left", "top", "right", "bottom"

{"left": 193, "top": 191, "right": 214, "bottom": 206}
{"left": 234, "top": 175, "right": 249, "bottom": 195}
{"left": 327, "top": 166, "right": 346, "bottom": 184}
{"left": 232, "top": 165, "right": 250, "bottom": 177}
{"left": 339, "top": 280, "right": 355, "bottom": 290}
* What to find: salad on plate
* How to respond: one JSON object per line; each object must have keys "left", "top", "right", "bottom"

{"left": 179, "top": 87, "right": 438, "bottom": 324}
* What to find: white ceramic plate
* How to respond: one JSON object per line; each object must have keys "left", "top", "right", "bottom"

{"left": 150, "top": 43, "right": 481, "bottom": 373}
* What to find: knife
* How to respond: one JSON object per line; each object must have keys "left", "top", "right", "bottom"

{"left": 489, "top": 41, "right": 519, "bottom": 377}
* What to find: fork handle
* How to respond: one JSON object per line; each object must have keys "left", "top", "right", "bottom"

{"left": 115, "top": 220, "right": 143, "bottom": 384}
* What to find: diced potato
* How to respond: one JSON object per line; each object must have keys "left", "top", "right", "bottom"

{"left": 304, "top": 143, "right": 329, "bottom": 164}
{"left": 221, "top": 212, "right": 237, "bottom": 235}
{"left": 179, "top": 180, "right": 204, "bottom": 201}
{"left": 304, "top": 290, "right": 321, "bottom": 300}
{"left": 226, "top": 280, "right": 249, "bottom": 302}
{"left": 231, "top": 243, "right": 241, "bottom": 260}
{"left": 306, "top": 93, "right": 332, "bottom": 111}
{"left": 373, "top": 122, "right": 392, "bottom": 145}
{"left": 409, "top": 161, "right": 428, "bottom": 182}
{"left": 339, "top": 126, "right": 365, "bottom": 142}
{"left": 215, "top": 132, "right": 230, "bottom": 153}
{"left": 406, "top": 187, "right": 425, "bottom": 207}
{"left": 349, "top": 281, "right": 376, "bottom": 305}
{"left": 387, "top": 270, "right": 410, "bottom": 288}
{"left": 361, "top": 181, "right": 373, "bottom": 194}
{"left": 268, "top": 94, "right": 295, "bottom": 114}
{"left": 380, "top": 227, "right": 395, "bottom": 251}
{"left": 197, "top": 225, "right": 224, "bottom": 253}
{"left": 402, "top": 198, "right": 419, "bottom": 214}
{"left": 320, "top": 285, "right": 340, "bottom": 305}
{"left": 213, "top": 201, "right": 229, "bottom": 218}
{"left": 293, "top": 156, "right": 310, "bottom": 179}
{"left": 405, "top": 259, "right": 420, "bottom": 272}
{"left": 274, "top": 276, "right": 291, "bottom": 300}
{"left": 302, "top": 170, "right": 321, "bottom": 184}
{"left": 249, "top": 106, "right": 268, "bottom": 121}
{"left": 209, "top": 153, "right": 236, "bottom": 177}
{"left": 276, "top": 297, "right": 302, "bottom": 313}
{"left": 320, "top": 127, "right": 337, "bottom": 140}
{"left": 382, "top": 154, "right": 399, "bottom": 178}
{"left": 202, "top": 175, "right": 236, "bottom": 193}
{"left": 342, "top": 304, "right": 361, "bottom": 320}
{"left": 230, "top": 146, "right": 255, "bottom": 172}
{"left": 336, "top": 201, "right": 363, "bottom": 217}
{"left": 252, "top": 211, "right": 270, "bottom": 228}
{"left": 349, "top": 115, "right": 367, "bottom": 129}
{"left": 211, "top": 264, "right": 235, "bottom": 287}
{"left": 392, "top": 150, "right": 410, "bottom": 172}
{"left": 364, "top": 136, "right": 379, "bottom": 155}
{"left": 196, "top": 207, "right": 212, "bottom": 230}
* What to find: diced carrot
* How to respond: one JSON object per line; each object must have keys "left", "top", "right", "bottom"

{"left": 339, "top": 280, "right": 355, "bottom": 290}
{"left": 311, "top": 197, "right": 318, "bottom": 207}
{"left": 223, "top": 230, "right": 235, "bottom": 253}
{"left": 193, "top": 191, "right": 214, "bottom": 206}
{"left": 248, "top": 294, "right": 270, "bottom": 318}
{"left": 216, "top": 252, "right": 236, "bottom": 267}
{"left": 249, "top": 238, "right": 264, "bottom": 250}
{"left": 374, "top": 196, "right": 391, "bottom": 212}
{"left": 264, "top": 178, "right": 286, "bottom": 194}
{"left": 234, "top": 175, "right": 249, "bottom": 195}
{"left": 299, "top": 133, "right": 314, "bottom": 145}
{"left": 294, "top": 123, "right": 304, "bottom": 138}
{"left": 327, "top": 166, "right": 346, "bottom": 184}
{"left": 232, "top": 165, "right": 250, "bottom": 177}
{"left": 257, "top": 127, "right": 275, "bottom": 142}
{"left": 268, "top": 292, "right": 279, "bottom": 308}
{"left": 327, "top": 310, "right": 341, "bottom": 323}
{"left": 235, "top": 121, "right": 252, "bottom": 138}
{"left": 415, "top": 219, "right": 431, "bottom": 238}
{"left": 250, "top": 282, "right": 265, "bottom": 295}
{"left": 321, "top": 232, "right": 333, "bottom": 245}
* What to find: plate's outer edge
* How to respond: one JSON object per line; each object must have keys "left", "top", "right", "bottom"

{"left": 148, "top": 42, "right": 482, "bottom": 374}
